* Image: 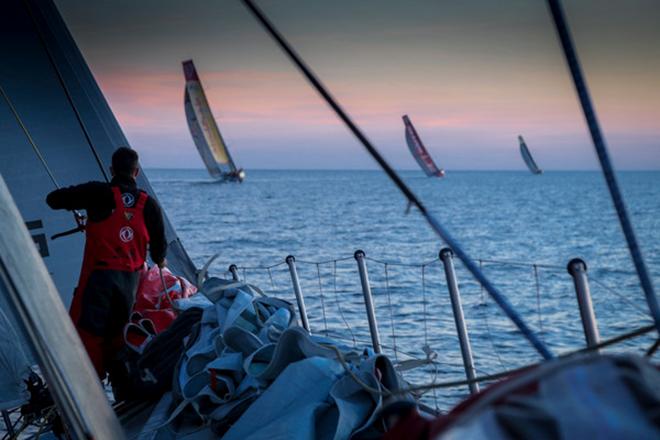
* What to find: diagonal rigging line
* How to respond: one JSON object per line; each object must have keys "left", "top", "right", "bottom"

{"left": 22, "top": 0, "right": 109, "bottom": 183}
{"left": 240, "top": 0, "right": 553, "bottom": 360}
{"left": 0, "top": 85, "right": 60, "bottom": 189}
{"left": 547, "top": 0, "right": 660, "bottom": 335}
{"left": 1, "top": 85, "right": 85, "bottom": 226}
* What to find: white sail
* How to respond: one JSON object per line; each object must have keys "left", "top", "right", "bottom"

{"left": 183, "top": 60, "right": 242, "bottom": 180}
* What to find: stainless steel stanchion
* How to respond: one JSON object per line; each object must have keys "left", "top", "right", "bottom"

{"left": 354, "top": 250, "right": 382, "bottom": 354}
{"left": 567, "top": 258, "right": 600, "bottom": 350}
{"left": 286, "top": 255, "right": 311, "bottom": 332}
{"left": 440, "top": 248, "right": 479, "bottom": 394}
{"left": 228, "top": 264, "right": 239, "bottom": 281}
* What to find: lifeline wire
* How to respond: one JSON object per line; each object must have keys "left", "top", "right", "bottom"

{"left": 590, "top": 276, "right": 649, "bottom": 317}
{"left": 420, "top": 265, "right": 440, "bottom": 410}
{"left": 316, "top": 263, "right": 329, "bottom": 334}
{"left": 235, "top": 255, "right": 571, "bottom": 273}
{"left": 478, "top": 260, "right": 506, "bottom": 370}
{"left": 533, "top": 265, "right": 545, "bottom": 341}
{"left": 326, "top": 323, "right": 655, "bottom": 400}
{"left": 383, "top": 264, "right": 399, "bottom": 362}
{"left": 267, "top": 267, "right": 276, "bottom": 291}
{"left": 332, "top": 260, "right": 357, "bottom": 347}
{"left": 240, "top": 0, "right": 552, "bottom": 360}
{"left": 547, "top": 0, "right": 660, "bottom": 334}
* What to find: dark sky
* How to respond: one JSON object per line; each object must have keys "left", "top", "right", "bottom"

{"left": 55, "top": 0, "right": 660, "bottom": 170}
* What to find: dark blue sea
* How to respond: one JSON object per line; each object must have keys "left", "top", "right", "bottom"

{"left": 148, "top": 169, "right": 660, "bottom": 409}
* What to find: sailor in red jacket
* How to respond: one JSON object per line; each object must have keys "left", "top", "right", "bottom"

{"left": 46, "top": 147, "right": 167, "bottom": 379}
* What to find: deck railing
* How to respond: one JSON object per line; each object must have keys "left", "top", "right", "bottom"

{"left": 222, "top": 250, "right": 654, "bottom": 410}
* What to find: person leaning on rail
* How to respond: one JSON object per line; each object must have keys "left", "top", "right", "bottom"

{"left": 46, "top": 147, "right": 167, "bottom": 380}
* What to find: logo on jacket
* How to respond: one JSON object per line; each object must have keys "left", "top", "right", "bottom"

{"left": 119, "top": 226, "right": 134, "bottom": 243}
{"left": 122, "top": 192, "right": 135, "bottom": 208}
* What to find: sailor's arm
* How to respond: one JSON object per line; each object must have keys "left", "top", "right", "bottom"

{"left": 144, "top": 197, "right": 167, "bottom": 266}
{"left": 46, "top": 181, "right": 108, "bottom": 211}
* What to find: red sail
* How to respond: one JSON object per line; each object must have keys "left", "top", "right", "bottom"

{"left": 403, "top": 115, "right": 444, "bottom": 177}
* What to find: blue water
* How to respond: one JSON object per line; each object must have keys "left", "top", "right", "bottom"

{"left": 148, "top": 169, "right": 659, "bottom": 409}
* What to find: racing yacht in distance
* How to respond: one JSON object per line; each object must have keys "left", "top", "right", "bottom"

{"left": 403, "top": 114, "right": 445, "bottom": 178}
{"left": 519, "top": 135, "right": 543, "bottom": 175}
{"left": 183, "top": 60, "right": 245, "bottom": 182}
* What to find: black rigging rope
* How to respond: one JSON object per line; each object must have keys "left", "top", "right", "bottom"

{"left": 240, "top": 0, "right": 552, "bottom": 360}
{"left": 646, "top": 339, "right": 660, "bottom": 357}
{"left": 546, "top": 0, "right": 660, "bottom": 334}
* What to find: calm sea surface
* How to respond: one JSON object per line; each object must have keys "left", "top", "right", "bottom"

{"left": 148, "top": 169, "right": 659, "bottom": 409}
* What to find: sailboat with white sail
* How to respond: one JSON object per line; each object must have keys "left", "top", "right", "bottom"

{"left": 403, "top": 114, "right": 445, "bottom": 178}
{"left": 183, "top": 60, "right": 245, "bottom": 182}
{"left": 519, "top": 135, "right": 543, "bottom": 175}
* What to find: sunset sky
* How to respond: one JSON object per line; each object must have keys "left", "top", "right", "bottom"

{"left": 55, "top": 0, "right": 660, "bottom": 170}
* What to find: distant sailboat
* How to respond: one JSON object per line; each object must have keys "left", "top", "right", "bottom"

{"left": 183, "top": 60, "right": 244, "bottom": 182}
{"left": 402, "top": 115, "right": 445, "bottom": 178}
{"left": 518, "top": 135, "right": 543, "bottom": 175}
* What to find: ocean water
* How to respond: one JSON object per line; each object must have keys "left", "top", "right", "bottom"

{"left": 148, "top": 169, "right": 660, "bottom": 409}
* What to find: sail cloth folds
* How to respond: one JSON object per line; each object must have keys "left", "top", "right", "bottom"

{"left": 519, "top": 135, "right": 543, "bottom": 174}
{"left": 403, "top": 115, "right": 444, "bottom": 178}
{"left": 183, "top": 60, "right": 238, "bottom": 179}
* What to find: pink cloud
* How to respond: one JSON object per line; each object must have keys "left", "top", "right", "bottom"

{"left": 94, "top": 64, "right": 660, "bottom": 157}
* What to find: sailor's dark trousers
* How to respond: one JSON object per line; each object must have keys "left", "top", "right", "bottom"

{"left": 70, "top": 269, "right": 139, "bottom": 378}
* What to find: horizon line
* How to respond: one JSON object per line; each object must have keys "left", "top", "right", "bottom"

{"left": 142, "top": 167, "right": 660, "bottom": 172}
